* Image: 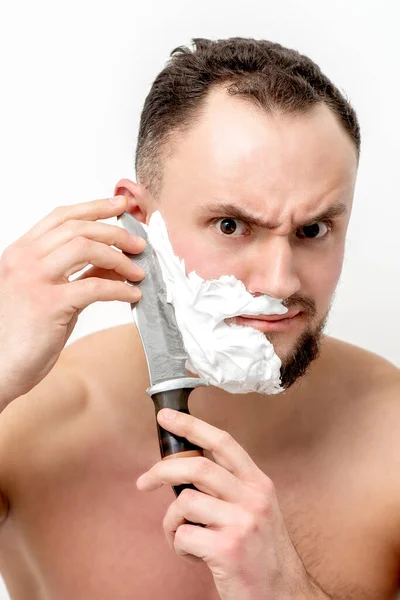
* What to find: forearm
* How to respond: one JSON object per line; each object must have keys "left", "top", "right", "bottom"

{"left": 222, "top": 572, "right": 333, "bottom": 600}
{"left": 277, "top": 553, "right": 333, "bottom": 600}
{"left": 274, "top": 564, "right": 333, "bottom": 600}
{"left": 232, "top": 586, "right": 332, "bottom": 600}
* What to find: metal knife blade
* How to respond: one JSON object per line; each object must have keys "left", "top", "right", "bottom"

{"left": 117, "top": 210, "right": 208, "bottom": 512}
{"left": 117, "top": 211, "right": 207, "bottom": 394}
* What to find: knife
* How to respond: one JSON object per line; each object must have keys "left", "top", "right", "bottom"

{"left": 117, "top": 211, "right": 209, "bottom": 507}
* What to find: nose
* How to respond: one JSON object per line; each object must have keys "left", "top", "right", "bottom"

{"left": 246, "top": 236, "right": 301, "bottom": 300}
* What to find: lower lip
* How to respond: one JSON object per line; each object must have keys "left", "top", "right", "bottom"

{"left": 232, "top": 314, "right": 303, "bottom": 333}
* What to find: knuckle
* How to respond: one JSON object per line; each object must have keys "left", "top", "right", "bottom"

{"left": 86, "top": 277, "right": 103, "bottom": 292}
{"left": 73, "top": 235, "right": 90, "bottom": 251}
{"left": 61, "top": 219, "right": 79, "bottom": 235}
{"left": 0, "top": 246, "right": 17, "bottom": 272}
{"left": 50, "top": 205, "right": 67, "bottom": 217}
{"left": 179, "top": 487, "right": 196, "bottom": 503}
{"left": 257, "top": 501, "right": 272, "bottom": 520}
{"left": 195, "top": 456, "right": 213, "bottom": 475}
{"left": 185, "top": 414, "right": 197, "bottom": 430}
{"left": 251, "top": 488, "right": 273, "bottom": 519}
{"left": 220, "top": 531, "right": 243, "bottom": 561}
{"left": 214, "top": 429, "right": 233, "bottom": 450}
{"left": 0, "top": 245, "right": 33, "bottom": 280}
{"left": 240, "top": 510, "right": 259, "bottom": 535}
{"left": 260, "top": 476, "right": 275, "bottom": 497}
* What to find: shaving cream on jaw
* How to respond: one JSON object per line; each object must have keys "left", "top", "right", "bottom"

{"left": 143, "top": 211, "right": 288, "bottom": 394}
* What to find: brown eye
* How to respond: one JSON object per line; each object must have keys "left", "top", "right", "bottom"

{"left": 219, "top": 218, "right": 237, "bottom": 234}
{"left": 297, "top": 221, "right": 330, "bottom": 239}
{"left": 215, "top": 218, "right": 248, "bottom": 236}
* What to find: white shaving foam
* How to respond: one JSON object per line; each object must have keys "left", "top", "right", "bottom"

{"left": 144, "top": 211, "right": 288, "bottom": 394}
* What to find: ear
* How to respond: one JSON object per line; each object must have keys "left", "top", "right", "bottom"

{"left": 113, "top": 178, "right": 152, "bottom": 224}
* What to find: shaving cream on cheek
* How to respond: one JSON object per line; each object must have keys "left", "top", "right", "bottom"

{"left": 144, "top": 211, "right": 288, "bottom": 394}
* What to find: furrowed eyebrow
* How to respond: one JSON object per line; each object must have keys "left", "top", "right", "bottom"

{"left": 303, "top": 202, "right": 348, "bottom": 226}
{"left": 197, "top": 200, "right": 348, "bottom": 230}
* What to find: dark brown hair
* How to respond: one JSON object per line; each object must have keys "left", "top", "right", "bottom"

{"left": 135, "top": 37, "right": 360, "bottom": 197}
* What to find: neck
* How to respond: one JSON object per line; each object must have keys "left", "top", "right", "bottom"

{"left": 191, "top": 379, "right": 303, "bottom": 452}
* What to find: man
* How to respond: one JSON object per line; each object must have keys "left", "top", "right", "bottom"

{"left": 0, "top": 37, "right": 399, "bottom": 600}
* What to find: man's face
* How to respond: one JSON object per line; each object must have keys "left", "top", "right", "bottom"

{"left": 146, "top": 88, "right": 358, "bottom": 377}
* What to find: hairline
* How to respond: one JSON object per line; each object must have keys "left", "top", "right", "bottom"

{"left": 136, "top": 89, "right": 359, "bottom": 200}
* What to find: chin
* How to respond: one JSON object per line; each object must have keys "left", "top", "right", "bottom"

{"left": 265, "top": 330, "right": 305, "bottom": 362}
{"left": 274, "top": 314, "right": 328, "bottom": 389}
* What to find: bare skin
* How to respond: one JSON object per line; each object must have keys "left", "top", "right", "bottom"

{"left": 0, "top": 87, "right": 399, "bottom": 599}
{"left": 0, "top": 324, "right": 399, "bottom": 600}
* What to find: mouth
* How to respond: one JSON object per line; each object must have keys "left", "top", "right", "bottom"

{"left": 227, "top": 311, "right": 304, "bottom": 333}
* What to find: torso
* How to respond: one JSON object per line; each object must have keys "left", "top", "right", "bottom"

{"left": 0, "top": 324, "right": 399, "bottom": 599}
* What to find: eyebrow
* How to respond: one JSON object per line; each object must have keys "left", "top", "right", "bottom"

{"left": 197, "top": 200, "right": 348, "bottom": 230}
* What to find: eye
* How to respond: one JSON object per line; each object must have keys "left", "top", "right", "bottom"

{"left": 215, "top": 218, "right": 248, "bottom": 236}
{"left": 296, "top": 221, "right": 331, "bottom": 240}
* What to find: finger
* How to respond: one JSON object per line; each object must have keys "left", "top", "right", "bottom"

{"left": 157, "top": 410, "right": 263, "bottom": 483}
{"left": 41, "top": 237, "right": 145, "bottom": 283}
{"left": 173, "top": 521, "right": 218, "bottom": 564}
{"left": 137, "top": 456, "right": 243, "bottom": 503}
{"left": 18, "top": 196, "right": 127, "bottom": 244}
{"left": 62, "top": 277, "right": 141, "bottom": 309}
{"left": 33, "top": 219, "right": 146, "bottom": 259}
{"left": 72, "top": 264, "right": 127, "bottom": 283}
{"left": 163, "top": 489, "right": 234, "bottom": 545}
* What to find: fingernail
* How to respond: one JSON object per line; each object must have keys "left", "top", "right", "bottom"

{"left": 160, "top": 408, "right": 177, "bottom": 420}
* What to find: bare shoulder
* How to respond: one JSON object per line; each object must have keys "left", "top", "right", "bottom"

{"left": 63, "top": 322, "right": 142, "bottom": 366}
{"left": 311, "top": 336, "right": 400, "bottom": 480}
{"left": 318, "top": 335, "right": 400, "bottom": 396}
{"left": 59, "top": 323, "right": 154, "bottom": 447}
{"left": 320, "top": 337, "right": 400, "bottom": 557}
{"left": 62, "top": 322, "right": 150, "bottom": 401}
{"left": 0, "top": 324, "right": 150, "bottom": 498}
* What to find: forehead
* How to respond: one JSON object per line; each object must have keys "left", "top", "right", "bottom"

{"left": 160, "top": 87, "right": 358, "bottom": 216}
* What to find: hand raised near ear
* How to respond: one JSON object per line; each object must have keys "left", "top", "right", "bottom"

{"left": 0, "top": 195, "right": 146, "bottom": 410}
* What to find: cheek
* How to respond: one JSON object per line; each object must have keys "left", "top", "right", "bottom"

{"left": 159, "top": 212, "right": 211, "bottom": 276}
{"left": 299, "top": 244, "right": 344, "bottom": 307}
{"left": 166, "top": 228, "right": 241, "bottom": 280}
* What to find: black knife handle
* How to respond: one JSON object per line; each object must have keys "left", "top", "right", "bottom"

{"left": 151, "top": 387, "right": 206, "bottom": 527}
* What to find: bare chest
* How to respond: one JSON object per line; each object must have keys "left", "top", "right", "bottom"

{"left": 0, "top": 404, "right": 398, "bottom": 600}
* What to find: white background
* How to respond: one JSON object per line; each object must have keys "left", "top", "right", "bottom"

{"left": 0, "top": 0, "right": 399, "bottom": 597}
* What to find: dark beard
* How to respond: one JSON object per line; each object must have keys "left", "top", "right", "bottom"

{"left": 278, "top": 314, "right": 328, "bottom": 390}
